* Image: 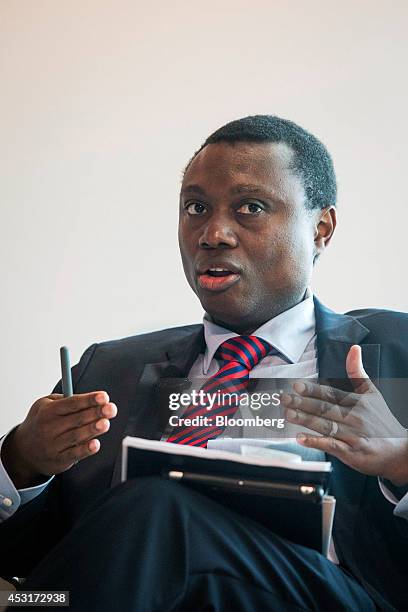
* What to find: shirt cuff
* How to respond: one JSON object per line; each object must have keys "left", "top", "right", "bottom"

{"left": 0, "top": 427, "right": 54, "bottom": 521}
{"left": 378, "top": 476, "right": 408, "bottom": 521}
{"left": 378, "top": 477, "right": 399, "bottom": 504}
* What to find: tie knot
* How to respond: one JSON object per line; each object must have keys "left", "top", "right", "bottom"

{"left": 216, "top": 335, "right": 271, "bottom": 370}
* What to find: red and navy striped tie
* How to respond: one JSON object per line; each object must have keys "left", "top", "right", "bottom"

{"left": 167, "top": 335, "right": 271, "bottom": 447}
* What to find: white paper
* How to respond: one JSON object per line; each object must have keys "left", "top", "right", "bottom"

{"left": 322, "top": 495, "right": 336, "bottom": 558}
{"left": 122, "top": 436, "right": 332, "bottom": 477}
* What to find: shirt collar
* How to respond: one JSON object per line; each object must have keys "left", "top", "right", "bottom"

{"left": 202, "top": 289, "right": 316, "bottom": 374}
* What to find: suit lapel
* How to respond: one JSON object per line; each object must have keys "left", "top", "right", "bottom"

{"left": 314, "top": 297, "right": 380, "bottom": 381}
{"left": 166, "top": 326, "right": 206, "bottom": 374}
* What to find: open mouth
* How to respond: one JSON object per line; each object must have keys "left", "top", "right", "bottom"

{"left": 197, "top": 267, "right": 241, "bottom": 292}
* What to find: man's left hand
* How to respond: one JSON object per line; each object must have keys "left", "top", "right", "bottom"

{"left": 281, "top": 345, "right": 408, "bottom": 486}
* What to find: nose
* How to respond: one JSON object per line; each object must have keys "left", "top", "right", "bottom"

{"left": 199, "top": 213, "right": 238, "bottom": 249}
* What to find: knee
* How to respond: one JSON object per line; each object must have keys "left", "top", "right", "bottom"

{"left": 84, "top": 477, "right": 191, "bottom": 524}
{"left": 114, "top": 476, "right": 188, "bottom": 506}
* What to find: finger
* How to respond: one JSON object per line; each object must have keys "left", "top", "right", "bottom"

{"left": 296, "top": 432, "right": 351, "bottom": 457}
{"left": 284, "top": 407, "right": 355, "bottom": 444}
{"left": 52, "top": 391, "right": 110, "bottom": 416}
{"left": 56, "top": 417, "right": 111, "bottom": 452}
{"left": 346, "top": 345, "right": 375, "bottom": 393}
{"left": 292, "top": 381, "right": 352, "bottom": 406}
{"left": 54, "top": 402, "right": 118, "bottom": 436}
{"left": 282, "top": 393, "right": 353, "bottom": 422}
{"left": 58, "top": 438, "right": 101, "bottom": 468}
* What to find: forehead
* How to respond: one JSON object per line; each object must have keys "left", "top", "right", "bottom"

{"left": 181, "top": 141, "right": 304, "bottom": 201}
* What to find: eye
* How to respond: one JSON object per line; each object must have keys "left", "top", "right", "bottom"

{"left": 185, "top": 201, "right": 207, "bottom": 215}
{"left": 236, "top": 202, "right": 265, "bottom": 215}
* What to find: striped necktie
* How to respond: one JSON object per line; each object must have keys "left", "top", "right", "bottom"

{"left": 167, "top": 335, "right": 271, "bottom": 447}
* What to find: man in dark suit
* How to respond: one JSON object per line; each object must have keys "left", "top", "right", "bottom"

{"left": 1, "top": 115, "right": 407, "bottom": 611}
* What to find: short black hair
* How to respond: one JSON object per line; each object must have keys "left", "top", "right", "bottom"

{"left": 184, "top": 115, "right": 337, "bottom": 210}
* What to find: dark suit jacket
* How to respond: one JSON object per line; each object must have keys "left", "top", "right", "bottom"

{"left": 1, "top": 298, "right": 408, "bottom": 610}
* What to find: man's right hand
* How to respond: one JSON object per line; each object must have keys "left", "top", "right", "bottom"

{"left": 1, "top": 392, "right": 117, "bottom": 489}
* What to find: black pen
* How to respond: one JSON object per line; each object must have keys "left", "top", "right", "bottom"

{"left": 60, "top": 346, "right": 73, "bottom": 397}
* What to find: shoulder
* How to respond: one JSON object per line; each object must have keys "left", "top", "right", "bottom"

{"left": 99, "top": 324, "right": 202, "bottom": 350}
{"left": 80, "top": 323, "right": 202, "bottom": 361}
{"left": 71, "top": 324, "right": 203, "bottom": 385}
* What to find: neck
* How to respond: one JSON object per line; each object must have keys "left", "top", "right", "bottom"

{"left": 209, "top": 290, "right": 309, "bottom": 334}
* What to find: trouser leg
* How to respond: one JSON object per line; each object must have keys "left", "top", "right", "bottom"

{"left": 17, "top": 477, "right": 377, "bottom": 612}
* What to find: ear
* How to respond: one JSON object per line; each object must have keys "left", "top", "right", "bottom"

{"left": 313, "top": 206, "right": 336, "bottom": 263}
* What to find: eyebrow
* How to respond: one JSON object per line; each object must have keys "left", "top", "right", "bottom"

{"left": 181, "top": 184, "right": 207, "bottom": 196}
{"left": 230, "top": 184, "right": 267, "bottom": 195}
{"left": 181, "top": 183, "right": 273, "bottom": 196}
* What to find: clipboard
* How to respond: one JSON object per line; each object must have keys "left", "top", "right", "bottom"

{"left": 122, "top": 436, "right": 335, "bottom": 554}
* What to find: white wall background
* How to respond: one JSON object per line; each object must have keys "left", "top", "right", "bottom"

{"left": 1, "top": 0, "right": 407, "bottom": 433}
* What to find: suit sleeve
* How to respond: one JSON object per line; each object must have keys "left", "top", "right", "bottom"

{"left": 0, "top": 343, "right": 98, "bottom": 580}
